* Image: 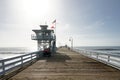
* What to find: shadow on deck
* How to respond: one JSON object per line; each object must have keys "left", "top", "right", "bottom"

{"left": 38, "top": 52, "right": 72, "bottom": 62}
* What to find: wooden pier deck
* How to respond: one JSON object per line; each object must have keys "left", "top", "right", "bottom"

{"left": 9, "top": 48, "right": 120, "bottom": 80}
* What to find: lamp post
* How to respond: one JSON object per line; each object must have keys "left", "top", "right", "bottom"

{"left": 69, "top": 37, "right": 73, "bottom": 50}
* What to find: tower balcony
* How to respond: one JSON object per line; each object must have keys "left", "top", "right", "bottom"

{"left": 31, "top": 34, "right": 55, "bottom": 40}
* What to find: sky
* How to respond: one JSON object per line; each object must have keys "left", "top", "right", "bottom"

{"left": 0, "top": 0, "right": 120, "bottom": 49}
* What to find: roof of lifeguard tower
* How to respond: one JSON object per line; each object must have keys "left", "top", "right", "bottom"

{"left": 32, "top": 25, "right": 54, "bottom": 33}
{"left": 40, "top": 25, "right": 48, "bottom": 28}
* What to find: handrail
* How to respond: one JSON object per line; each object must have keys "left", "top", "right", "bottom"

{"left": 31, "top": 34, "right": 55, "bottom": 40}
{"left": 0, "top": 51, "right": 40, "bottom": 76}
{"left": 73, "top": 49, "right": 120, "bottom": 70}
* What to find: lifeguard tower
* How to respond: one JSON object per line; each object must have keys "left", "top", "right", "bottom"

{"left": 31, "top": 25, "right": 56, "bottom": 54}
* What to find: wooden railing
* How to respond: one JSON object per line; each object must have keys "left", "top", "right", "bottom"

{"left": 74, "top": 49, "right": 120, "bottom": 70}
{"left": 0, "top": 51, "right": 40, "bottom": 76}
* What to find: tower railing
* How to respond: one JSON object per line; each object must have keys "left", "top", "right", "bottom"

{"left": 31, "top": 34, "right": 55, "bottom": 40}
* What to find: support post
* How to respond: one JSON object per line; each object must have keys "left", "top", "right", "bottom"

{"left": 21, "top": 56, "right": 23, "bottom": 67}
{"left": 108, "top": 55, "right": 110, "bottom": 62}
{"left": 2, "top": 61, "right": 5, "bottom": 75}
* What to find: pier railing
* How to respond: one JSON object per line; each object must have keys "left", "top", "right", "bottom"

{"left": 0, "top": 51, "right": 40, "bottom": 76}
{"left": 74, "top": 49, "right": 120, "bottom": 70}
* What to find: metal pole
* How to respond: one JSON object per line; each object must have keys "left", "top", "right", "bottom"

{"left": 55, "top": 22, "right": 56, "bottom": 35}
{"left": 54, "top": 22, "right": 56, "bottom": 52}
{"left": 71, "top": 38, "right": 73, "bottom": 49}
{"left": 69, "top": 37, "right": 73, "bottom": 49}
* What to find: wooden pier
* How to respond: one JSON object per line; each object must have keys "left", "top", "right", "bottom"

{"left": 9, "top": 48, "right": 120, "bottom": 80}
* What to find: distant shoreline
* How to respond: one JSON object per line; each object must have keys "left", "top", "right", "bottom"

{"left": 94, "top": 49, "right": 120, "bottom": 51}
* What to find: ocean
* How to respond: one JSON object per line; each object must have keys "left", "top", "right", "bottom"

{"left": 0, "top": 47, "right": 36, "bottom": 60}
{"left": 74, "top": 46, "right": 120, "bottom": 55}
{"left": 1, "top": 46, "right": 120, "bottom": 60}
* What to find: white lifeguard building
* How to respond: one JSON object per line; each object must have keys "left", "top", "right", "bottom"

{"left": 31, "top": 25, "right": 56, "bottom": 53}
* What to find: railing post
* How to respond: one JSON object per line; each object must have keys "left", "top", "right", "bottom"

{"left": 108, "top": 55, "right": 110, "bottom": 62}
{"left": 21, "top": 56, "right": 23, "bottom": 67}
{"left": 37, "top": 52, "right": 39, "bottom": 60}
{"left": 96, "top": 53, "right": 99, "bottom": 59}
{"left": 2, "top": 61, "right": 5, "bottom": 75}
{"left": 31, "top": 53, "right": 32, "bottom": 61}
{"left": 90, "top": 52, "right": 92, "bottom": 57}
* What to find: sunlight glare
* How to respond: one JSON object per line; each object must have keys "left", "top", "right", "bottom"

{"left": 23, "top": 0, "right": 52, "bottom": 19}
